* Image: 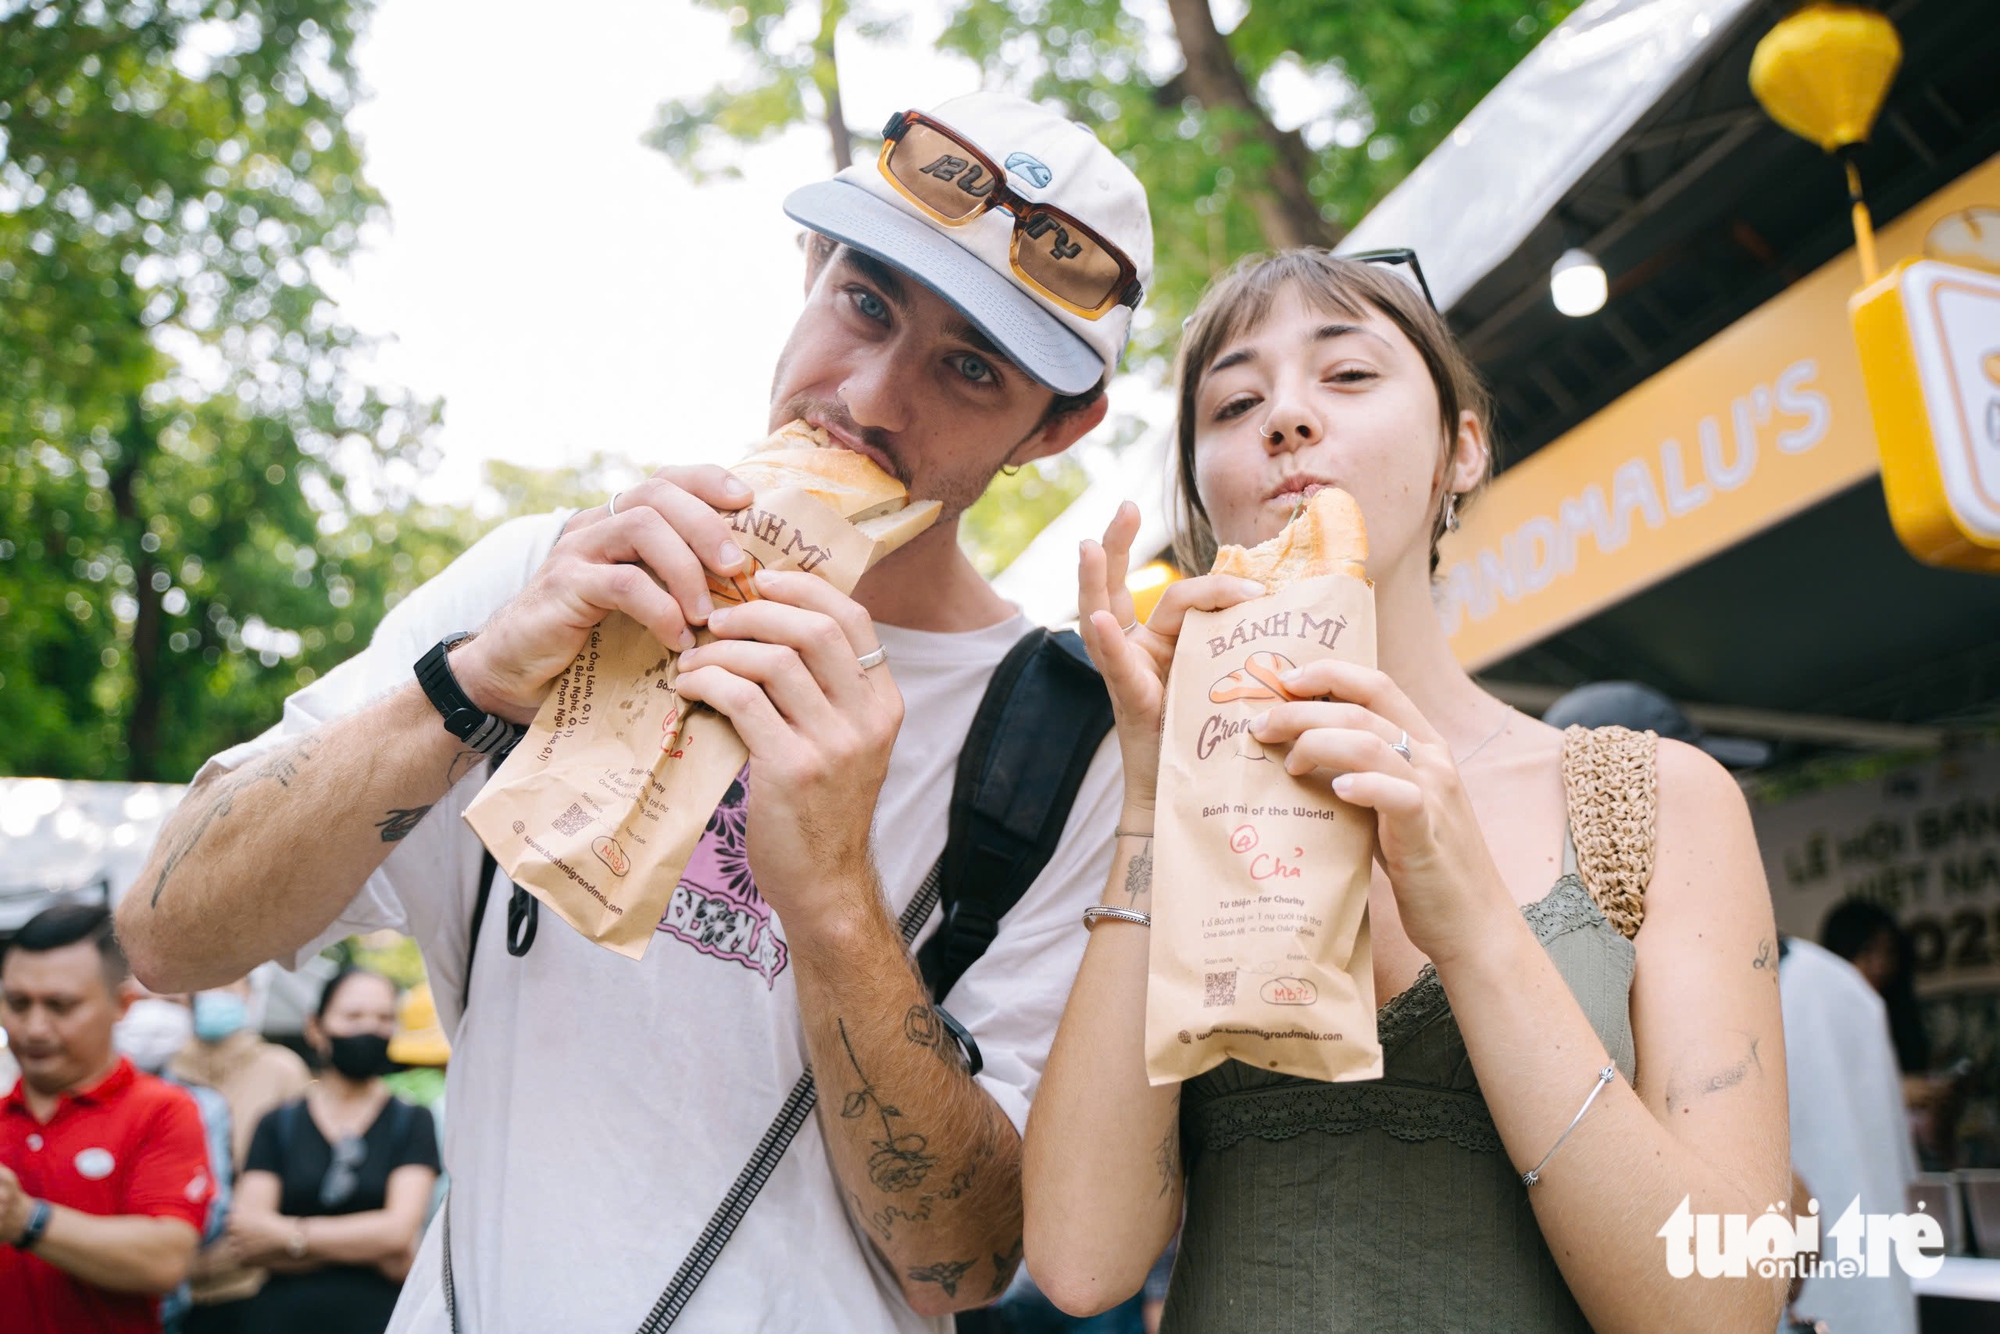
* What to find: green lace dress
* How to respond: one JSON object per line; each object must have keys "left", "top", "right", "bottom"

{"left": 1160, "top": 726, "right": 1656, "bottom": 1334}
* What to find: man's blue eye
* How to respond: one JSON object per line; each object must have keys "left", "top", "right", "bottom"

{"left": 957, "top": 355, "right": 993, "bottom": 383}
{"left": 854, "top": 290, "right": 887, "bottom": 321}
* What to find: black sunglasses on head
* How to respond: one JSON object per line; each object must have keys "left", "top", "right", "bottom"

{"left": 1346, "top": 248, "right": 1438, "bottom": 312}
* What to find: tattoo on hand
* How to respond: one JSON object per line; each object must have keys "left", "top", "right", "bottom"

{"left": 1123, "top": 838, "right": 1153, "bottom": 903}
{"left": 838, "top": 1019, "right": 936, "bottom": 1193}
{"left": 148, "top": 736, "right": 323, "bottom": 907}
{"left": 376, "top": 807, "right": 432, "bottom": 842}
{"left": 907, "top": 1258, "right": 975, "bottom": 1298}
{"left": 987, "top": 1236, "right": 1023, "bottom": 1300}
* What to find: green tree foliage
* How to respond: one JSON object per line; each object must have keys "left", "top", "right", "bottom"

{"left": 957, "top": 455, "right": 1089, "bottom": 579}
{"left": 0, "top": 0, "right": 449, "bottom": 782}
{"left": 938, "top": 0, "right": 1575, "bottom": 347}
{"left": 644, "top": 0, "right": 907, "bottom": 179}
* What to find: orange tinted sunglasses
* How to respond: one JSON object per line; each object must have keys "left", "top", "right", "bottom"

{"left": 878, "top": 110, "right": 1142, "bottom": 321}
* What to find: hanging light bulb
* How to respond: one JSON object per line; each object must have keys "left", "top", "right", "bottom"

{"left": 1550, "top": 248, "right": 1607, "bottom": 316}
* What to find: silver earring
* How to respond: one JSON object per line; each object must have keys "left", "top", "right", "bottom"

{"left": 1444, "top": 491, "right": 1461, "bottom": 533}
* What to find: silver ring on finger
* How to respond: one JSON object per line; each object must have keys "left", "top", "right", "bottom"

{"left": 1390, "top": 730, "right": 1412, "bottom": 761}
{"left": 856, "top": 645, "right": 888, "bottom": 671}
{"left": 1118, "top": 617, "right": 1138, "bottom": 634}
{"left": 606, "top": 489, "right": 623, "bottom": 517}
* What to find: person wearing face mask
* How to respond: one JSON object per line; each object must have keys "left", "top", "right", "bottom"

{"left": 229, "top": 968, "right": 438, "bottom": 1334}
{"left": 167, "top": 975, "right": 309, "bottom": 1334}
{"left": 114, "top": 989, "right": 195, "bottom": 1076}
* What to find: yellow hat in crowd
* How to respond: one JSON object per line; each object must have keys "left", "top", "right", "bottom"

{"left": 389, "top": 983, "right": 450, "bottom": 1067}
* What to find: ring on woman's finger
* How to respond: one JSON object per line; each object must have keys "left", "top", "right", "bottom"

{"left": 1390, "top": 730, "right": 1412, "bottom": 761}
{"left": 856, "top": 644, "right": 888, "bottom": 671}
{"left": 607, "top": 490, "right": 624, "bottom": 517}
{"left": 1118, "top": 618, "right": 1138, "bottom": 634}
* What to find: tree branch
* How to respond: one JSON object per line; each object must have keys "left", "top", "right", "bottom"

{"left": 1161, "top": 0, "right": 1339, "bottom": 251}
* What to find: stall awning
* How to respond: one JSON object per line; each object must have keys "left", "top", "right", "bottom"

{"left": 1336, "top": 0, "right": 1763, "bottom": 311}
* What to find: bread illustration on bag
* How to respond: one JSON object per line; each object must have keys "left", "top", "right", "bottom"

{"left": 1146, "top": 486, "right": 1384, "bottom": 1085}
{"left": 464, "top": 422, "right": 940, "bottom": 959}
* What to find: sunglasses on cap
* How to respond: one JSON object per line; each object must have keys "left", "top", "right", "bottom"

{"left": 878, "top": 110, "right": 1144, "bottom": 321}
{"left": 1346, "top": 248, "right": 1438, "bottom": 311}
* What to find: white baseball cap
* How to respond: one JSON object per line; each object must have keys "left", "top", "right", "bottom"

{"left": 784, "top": 91, "right": 1155, "bottom": 395}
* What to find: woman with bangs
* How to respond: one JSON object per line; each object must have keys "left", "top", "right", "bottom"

{"left": 1022, "top": 250, "right": 1791, "bottom": 1333}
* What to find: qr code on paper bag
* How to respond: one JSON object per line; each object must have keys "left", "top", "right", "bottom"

{"left": 1203, "top": 970, "right": 1237, "bottom": 1008}
{"left": 552, "top": 803, "right": 592, "bottom": 837}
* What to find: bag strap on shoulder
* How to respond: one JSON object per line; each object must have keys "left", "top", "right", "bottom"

{"left": 916, "top": 627, "right": 1114, "bottom": 1002}
{"left": 1558, "top": 723, "right": 1658, "bottom": 940}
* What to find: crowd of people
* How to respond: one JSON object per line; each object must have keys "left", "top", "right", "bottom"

{"left": 2, "top": 904, "right": 439, "bottom": 1333}
{"left": 0, "top": 86, "right": 1962, "bottom": 1334}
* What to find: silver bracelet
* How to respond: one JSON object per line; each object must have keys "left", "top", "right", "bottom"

{"left": 1082, "top": 905, "right": 1151, "bottom": 930}
{"left": 1520, "top": 1064, "right": 1616, "bottom": 1188}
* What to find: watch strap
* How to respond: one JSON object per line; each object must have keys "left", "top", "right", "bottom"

{"left": 14, "top": 1199, "right": 51, "bottom": 1250}
{"left": 415, "top": 634, "right": 523, "bottom": 758}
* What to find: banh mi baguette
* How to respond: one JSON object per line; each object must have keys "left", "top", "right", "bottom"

{"left": 705, "top": 420, "right": 942, "bottom": 605}
{"left": 731, "top": 420, "right": 907, "bottom": 522}
{"left": 1209, "top": 485, "right": 1368, "bottom": 588}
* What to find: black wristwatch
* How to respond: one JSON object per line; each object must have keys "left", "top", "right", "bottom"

{"left": 12, "top": 1198, "right": 51, "bottom": 1251}
{"left": 415, "top": 633, "right": 523, "bottom": 757}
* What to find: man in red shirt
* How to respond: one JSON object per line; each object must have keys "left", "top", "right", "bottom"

{"left": 2, "top": 902, "right": 213, "bottom": 1332}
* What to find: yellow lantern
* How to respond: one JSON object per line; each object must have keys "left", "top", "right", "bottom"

{"left": 1749, "top": 4, "right": 1902, "bottom": 281}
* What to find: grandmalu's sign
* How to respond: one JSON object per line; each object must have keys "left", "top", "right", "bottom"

{"left": 1852, "top": 258, "right": 2000, "bottom": 571}
{"left": 1437, "top": 153, "right": 2000, "bottom": 670}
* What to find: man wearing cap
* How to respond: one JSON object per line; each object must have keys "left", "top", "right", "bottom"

{"left": 119, "top": 93, "right": 1154, "bottom": 1332}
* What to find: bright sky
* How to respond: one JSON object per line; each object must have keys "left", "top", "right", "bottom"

{"left": 328, "top": 0, "right": 1346, "bottom": 515}
{"left": 331, "top": 0, "right": 988, "bottom": 504}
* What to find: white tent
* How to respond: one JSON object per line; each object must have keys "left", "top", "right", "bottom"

{"left": 0, "top": 778, "right": 186, "bottom": 932}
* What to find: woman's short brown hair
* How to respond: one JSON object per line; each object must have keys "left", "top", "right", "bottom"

{"left": 1170, "top": 249, "right": 1494, "bottom": 575}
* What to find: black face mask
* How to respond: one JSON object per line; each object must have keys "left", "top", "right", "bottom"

{"left": 325, "top": 1032, "right": 394, "bottom": 1081}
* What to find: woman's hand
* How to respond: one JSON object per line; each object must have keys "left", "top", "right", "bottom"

{"left": 1248, "top": 659, "right": 1514, "bottom": 965}
{"left": 222, "top": 1208, "right": 297, "bottom": 1267}
{"left": 1077, "top": 502, "right": 1265, "bottom": 810}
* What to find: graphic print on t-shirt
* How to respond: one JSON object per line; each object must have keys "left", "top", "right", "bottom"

{"left": 657, "top": 766, "right": 789, "bottom": 986}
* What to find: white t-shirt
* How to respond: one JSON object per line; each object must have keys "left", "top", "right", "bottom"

{"left": 198, "top": 513, "right": 1122, "bottom": 1333}
{"left": 1779, "top": 937, "right": 1919, "bottom": 1334}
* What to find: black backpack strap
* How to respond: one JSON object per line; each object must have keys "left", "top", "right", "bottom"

{"left": 917, "top": 627, "right": 1114, "bottom": 1003}
{"left": 461, "top": 748, "right": 535, "bottom": 1017}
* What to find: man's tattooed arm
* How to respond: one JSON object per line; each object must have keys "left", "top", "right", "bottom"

{"left": 795, "top": 881, "right": 1024, "bottom": 1318}
{"left": 149, "top": 735, "right": 325, "bottom": 906}
{"left": 119, "top": 680, "right": 479, "bottom": 990}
